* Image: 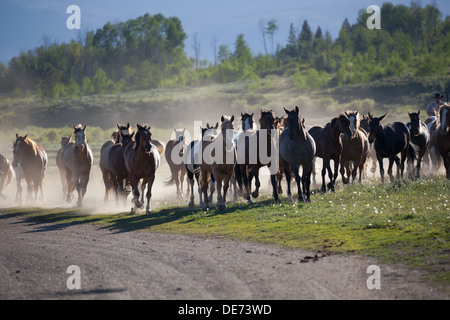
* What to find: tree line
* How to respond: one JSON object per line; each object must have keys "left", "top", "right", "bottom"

{"left": 0, "top": 2, "right": 449, "bottom": 98}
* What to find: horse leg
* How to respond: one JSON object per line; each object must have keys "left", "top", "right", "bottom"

{"left": 378, "top": 156, "right": 385, "bottom": 184}
{"left": 284, "top": 161, "right": 293, "bottom": 202}
{"left": 251, "top": 167, "right": 261, "bottom": 199}
{"left": 387, "top": 156, "right": 396, "bottom": 183}
{"left": 187, "top": 169, "right": 195, "bottom": 208}
{"left": 340, "top": 158, "right": 349, "bottom": 185}
{"left": 240, "top": 165, "right": 251, "bottom": 203}
{"left": 292, "top": 164, "right": 303, "bottom": 202}
{"left": 303, "top": 167, "right": 313, "bottom": 203}
{"left": 270, "top": 173, "right": 279, "bottom": 204}
{"left": 139, "top": 179, "right": 146, "bottom": 205}
{"left": 215, "top": 175, "right": 224, "bottom": 209}
{"left": 200, "top": 170, "right": 209, "bottom": 209}
{"left": 16, "top": 177, "right": 22, "bottom": 205}
{"left": 174, "top": 170, "right": 181, "bottom": 199}
{"left": 145, "top": 174, "right": 155, "bottom": 214}
{"left": 332, "top": 158, "right": 339, "bottom": 187}
{"left": 321, "top": 158, "right": 328, "bottom": 193}
{"left": 79, "top": 174, "right": 90, "bottom": 207}
{"left": 351, "top": 160, "right": 358, "bottom": 184}
{"left": 440, "top": 149, "right": 450, "bottom": 180}
{"left": 208, "top": 174, "right": 216, "bottom": 204}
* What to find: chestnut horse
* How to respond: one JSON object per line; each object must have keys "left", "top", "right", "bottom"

{"left": 339, "top": 111, "right": 369, "bottom": 184}
{"left": 201, "top": 115, "right": 236, "bottom": 209}
{"left": 308, "top": 113, "right": 352, "bottom": 192}
{"left": 124, "top": 124, "right": 160, "bottom": 214}
{"left": 12, "top": 134, "right": 47, "bottom": 203}
{"left": 63, "top": 125, "right": 93, "bottom": 207}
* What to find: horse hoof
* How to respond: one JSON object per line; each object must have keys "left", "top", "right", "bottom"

{"left": 217, "top": 203, "right": 227, "bottom": 210}
{"left": 251, "top": 191, "right": 259, "bottom": 199}
{"left": 188, "top": 200, "right": 195, "bottom": 209}
{"left": 286, "top": 196, "right": 293, "bottom": 203}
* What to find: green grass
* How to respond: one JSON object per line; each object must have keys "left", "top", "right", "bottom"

{"left": 3, "top": 175, "right": 449, "bottom": 288}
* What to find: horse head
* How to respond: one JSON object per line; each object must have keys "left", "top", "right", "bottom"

{"left": 240, "top": 112, "right": 255, "bottom": 131}
{"left": 368, "top": 113, "right": 387, "bottom": 143}
{"left": 284, "top": 106, "right": 304, "bottom": 140}
{"left": 119, "top": 130, "right": 135, "bottom": 147}
{"left": 259, "top": 110, "right": 275, "bottom": 132}
{"left": 331, "top": 113, "right": 352, "bottom": 139}
{"left": 174, "top": 128, "right": 187, "bottom": 156}
{"left": 344, "top": 110, "right": 360, "bottom": 138}
{"left": 221, "top": 115, "right": 235, "bottom": 152}
{"left": 73, "top": 124, "right": 87, "bottom": 152}
{"left": 12, "top": 133, "right": 28, "bottom": 168}
{"left": 408, "top": 111, "right": 421, "bottom": 136}
{"left": 136, "top": 124, "right": 152, "bottom": 153}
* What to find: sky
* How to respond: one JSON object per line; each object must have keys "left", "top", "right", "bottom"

{"left": 1, "top": 0, "right": 450, "bottom": 65}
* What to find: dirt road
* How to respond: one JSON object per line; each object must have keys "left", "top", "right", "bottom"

{"left": 0, "top": 210, "right": 446, "bottom": 300}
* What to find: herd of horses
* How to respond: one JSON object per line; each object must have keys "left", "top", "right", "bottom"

{"left": 0, "top": 104, "right": 449, "bottom": 214}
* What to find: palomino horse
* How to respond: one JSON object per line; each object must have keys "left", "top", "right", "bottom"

{"left": 431, "top": 105, "right": 450, "bottom": 179}
{"left": 201, "top": 115, "right": 236, "bottom": 209}
{"left": 124, "top": 124, "right": 160, "bottom": 214}
{"left": 406, "top": 111, "right": 430, "bottom": 179}
{"left": 185, "top": 123, "right": 218, "bottom": 209}
{"left": 236, "top": 110, "right": 279, "bottom": 203}
{"left": 367, "top": 114, "right": 415, "bottom": 183}
{"left": 308, "top": 113, "right": 352, "bottom": 192}
{"left": 63, "top": 125, "right": 93, "bottom": 207}
{"left": 12, "top": 134, "right": 47, "bottom": 203}
{"left": 279, "top": 106, "right": 315, "bottom": 202}
{"left": 56, "top": 136, "right": 72, "bottom": 201}
{"left": 99, "top": 123, "right": 131, "bottom": 201}
{"left": 108, "top": 130, "right": 135, "bottom": 204}
{"left": 165, "top": 128, "right": 189, "bottom": 199}
{"left": 0, "top": 153, "right": 14, "bottom": 199}
{"left": 339, "top": 111, "right": 369, "bottom": 184}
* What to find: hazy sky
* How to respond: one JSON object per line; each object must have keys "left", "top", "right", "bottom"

{"left": 1, "top": 0, "right": 449, "bottom": 64}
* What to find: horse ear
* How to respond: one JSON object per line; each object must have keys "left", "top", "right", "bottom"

{"left": 295, "top": 106, "right": 299, "bottom": 113}
{"left": 368, "top": 113, "right": 373, "bottom": 120}
{"left": 83, "top": 125, "right": 86, "bottom": 131}
{"left": 418, "top": 110, "right": 420, "bottom": 115}
{"left": 251, "top": 112, "right": 254, "bottom": 117}
{"left": 380, "top": 113, "right": 388, "bottom": 121}
{"left": 230, "top": 115, "right": 234, "bottom": 122}
{"left": 215, "top": 122, "right": 219, "bottom": 128}
{"left": 131, "top": 131, "right": 135, "bottom": 138}
{"left": 283, "top": 107, "right": 289, "bottom": 114}
{"left": 16, "top": 133, "right": 18, "bottom": 138}
{"left": 221, "top": 115, "right": 224, "bottom": 122}
{"left": 127, "top": 123, "right": 130, "bottom": 128}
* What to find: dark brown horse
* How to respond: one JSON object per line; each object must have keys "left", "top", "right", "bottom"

{"left": 124, "top": 124, "right": 160, "bottom": 214}
{"left": 406, "top": 111, "right": 430, "bottom": 179}
{"left": 12, "top": 134, "right": 47, "bottom": 203}
{"left": 308, "top": 113, "right": 352, "bottom": 192}
{"left": 279, "top": 106, "right": 315, "bottom": 202}
{"left": 63, "top": 125, "right": 93, "bottom": 207}
{"left": 99, "top": 123, "right": 131, "bottom": 201}
{"left": 339, "top": 111, "right": 369, "bottom": 184}
{"left": 56, "top": 136, "right": 72, "bottom": 201}
{"left": 236, "top": 110, "right": 279, "bottom": 203}
{"left": 108, "top": 130, "right": 135, "bottom": 204}
{"left": 165, "top": 128, "right": 189, "bottom": 199}
{"left": 431, "top": 105, "right": 450, "bottom": 179}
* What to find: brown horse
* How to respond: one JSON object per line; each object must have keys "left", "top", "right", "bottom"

{"left": 12, "top": 134, "right": 47, "bottom": 203}
{"left": 308, "top": 113, "right": 352, "bottom": 192}
{"left": 0, "top": 153, "right": 14, "bottom": 199}
{"left": 124, "top": 124, "right": 160, "bottom": 214}
{"left": 201, "top": 115, "right": 236, "bottom": 209}
{"left": 360, "top": 114, "right": 378, "bottom": 177}
{"left": 99, "top": 123, "right": 131, "bottom": 201}
{"left": 274, "top": 115, "right": 288, "bottom": 194}
{"left": 63, "top": 125, "right": 93, "bottom": 207}
{"left": 56, "top": 136, "right": 72, "bottom": 201}
{"left": 431, "top": 105, "right": 450, "bottom": 179}
{"left": 339, "top": 111, "right": 369, "bottom": 184}
{"left": 108, "top": 130, "right": 135, "bottom": 204}
{"left": 236, "top": 110, "right": 279, "bottom": 203}
{"left": 165, "top": 128, "right": 189, "bottom": 199}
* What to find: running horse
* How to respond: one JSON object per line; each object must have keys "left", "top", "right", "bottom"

{"left": 56, "top": 136, "right": 72, "bottom": 201}
{"left": 201, "top": 115, "right": 236, "bottom": 209}
{"left": 367, "top": 114, "right": 415, "bottom": 183}
{"left": 165, "top": 128, "right": 189, "bottom": 199}
{"left": 63, "top": 125, "right": 93, "bottom": 207}
{"left": 123, "top": 124, "right": 160, "bottom": 214}
{"left": 308, "top": 112, "right": 352, "bottom": 192}
{"left": 431, "top": 105, "right": 450, "bottom": 179}
{"left": 0, "top": 153, "right": 14, "bottom": 199}
{"left": 108, "top": 129, "right": 135, "bottom": 204}
{"left": 12, "top": 134, "right": 47, "bottom": 203}
{"left": 99, "top": 123, "right": 131, "bottom": 201}
{"left": 339, "top": 111, "right": 369, "bottom": 184}
{"left": 236, "top": 110, "right": 279, "bottom": 203}
{"left": 406, "top": 111, "right": 430, "bottom": 179}
{"left": 279, "top": 106, "right": 316, "bottom": 202}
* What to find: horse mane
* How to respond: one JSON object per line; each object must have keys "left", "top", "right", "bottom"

{"left": 73, "top": 124, "right": 84, "bottom": 132}
{"left": 23, "top": 137, "right": 39, "bottom": 156}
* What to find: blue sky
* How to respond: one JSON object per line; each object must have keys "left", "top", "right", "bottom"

{"left": 1, "top": 0, "right": 450, "bottom": 64}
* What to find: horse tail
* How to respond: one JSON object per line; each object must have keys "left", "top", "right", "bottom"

{"left": 165, "top": 171, "right": 178, "bottom": 186}
{"left": 407, "top": 141, "right": 420, "bottom": 162}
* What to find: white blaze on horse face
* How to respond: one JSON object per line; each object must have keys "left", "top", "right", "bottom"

{"left": 243, "top": 118, "right": 252, "bottom": 131}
